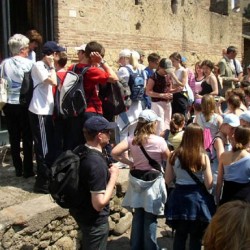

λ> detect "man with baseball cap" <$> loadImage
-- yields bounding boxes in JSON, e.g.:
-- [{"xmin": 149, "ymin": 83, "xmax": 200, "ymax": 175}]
[
  {"xmin": 74, "ymin": 44, "xmax": 88, "ymax": 64},
  {"xmin": 69, "ymin": 116, "xmax": 119, "ymax": 250},
  {"xmin": 30, "ymin": 41, "xmax": 65, "ymax": 193}
]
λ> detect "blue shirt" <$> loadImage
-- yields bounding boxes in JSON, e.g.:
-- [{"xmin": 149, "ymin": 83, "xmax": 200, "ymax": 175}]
[{"xmin": 223, "ymin": 155, "xmax": 250, "ymax": 183}]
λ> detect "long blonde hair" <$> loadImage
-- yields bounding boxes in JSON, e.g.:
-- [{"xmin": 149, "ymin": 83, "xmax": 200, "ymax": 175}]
[
  {"xmin": 129, "ymin": 50, "xmax": 140, "ymax": 70},
  {"xmin": 201, "ymin": 94, "xmax": 216, "ymax": 122},
  {"xmin": 203, "ymin": 201, "xmax": 250, "ymax": 250}
]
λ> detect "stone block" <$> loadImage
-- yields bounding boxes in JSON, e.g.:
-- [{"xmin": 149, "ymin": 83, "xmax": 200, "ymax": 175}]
[{"xmin": 113, "ymin": 212, "xmax": 133, "ymax": 236}]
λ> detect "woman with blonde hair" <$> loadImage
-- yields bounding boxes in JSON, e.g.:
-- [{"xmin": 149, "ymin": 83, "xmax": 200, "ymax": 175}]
[
  {"xmin": 194, "ymin": 94, "xmax": 223, "ymax": 139},
  {"xmin": 203, "ymin": 200, "xmax": 250, "ymax": 250},
  {"xmin": 112, "ymin": 109, "xmax": 170, "ymax": 250},
  {"xmin": 116, "ymin": 50, "xmax": 147, "ymax": 144},
  {"xmin": 216, "ymin": 126, "xmax": 250, "ymax": 205},
  {"xmin": 165, "ymin": 123, "xmax": 213, "ymax": 250}
]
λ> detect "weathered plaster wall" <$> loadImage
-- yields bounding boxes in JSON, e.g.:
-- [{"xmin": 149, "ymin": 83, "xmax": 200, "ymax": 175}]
[{"xmin": 54, "ymin": 0, "xmax": 242, "ymax": 67}]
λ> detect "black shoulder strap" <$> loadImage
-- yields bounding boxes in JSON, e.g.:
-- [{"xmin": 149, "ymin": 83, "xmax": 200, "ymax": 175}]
[
  {"xmin": 140, "ymin": 145, "xmax": 162, "ymax": 172},
  {"xmin": 185, "ymin": 168, "xmax": 209, "ymax": 195},
  {"xmin": 233, "ymin": 59, "xmax": 238, "ymax": 77}
]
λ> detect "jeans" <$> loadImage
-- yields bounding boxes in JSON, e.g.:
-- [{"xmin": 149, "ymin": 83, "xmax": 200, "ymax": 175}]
[
  {"xmin": 78, "ymin": 222, "xmax": 109, "ymax": 250},
  {"xmin": 131, "ymin": 208, "xmax": 159, "ymax": 250},
  {"xmin": 173, "ymin": 220, "xmax": 208, "ymax": 250}
]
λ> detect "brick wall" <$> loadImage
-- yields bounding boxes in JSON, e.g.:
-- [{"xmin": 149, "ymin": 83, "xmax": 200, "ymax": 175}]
[{"xmin": 54, "ymin": 0, "xmax": 243, "ymax": 68}]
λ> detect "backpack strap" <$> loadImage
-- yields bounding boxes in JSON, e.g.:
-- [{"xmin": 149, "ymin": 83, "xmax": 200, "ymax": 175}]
[{"xmin": 125, "ymin": 66, "xmax": 144, "ymax": 79}]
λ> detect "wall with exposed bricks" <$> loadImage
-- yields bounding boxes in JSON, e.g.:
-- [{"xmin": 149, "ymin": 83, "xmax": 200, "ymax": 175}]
[{"xmin": 54, "ymin": 0, "xmax": 243, "ymax": 68}]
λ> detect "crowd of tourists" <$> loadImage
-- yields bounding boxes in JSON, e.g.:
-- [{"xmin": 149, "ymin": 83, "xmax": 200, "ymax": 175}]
[{"xmin": 0, "ymin": 31, "xmax": 250, "ymax": 250}]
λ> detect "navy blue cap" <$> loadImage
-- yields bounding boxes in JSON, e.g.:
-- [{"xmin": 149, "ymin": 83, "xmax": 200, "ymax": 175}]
[
  {"xmin": 42, "ymin": 41, "xmax": 65, "ymax": 55},
  {"xmin": 84, "ymin": 116, "xmax": 117, "ymax": 132}
]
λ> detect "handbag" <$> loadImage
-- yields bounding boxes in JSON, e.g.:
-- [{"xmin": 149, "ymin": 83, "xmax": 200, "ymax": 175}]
[
  {"xmin": 185, "ymin": 168, "xmax": 216, "ymax": 216},
  {"xmin": 0, "ymin": 63, "xmax": 8, "ymax": 110}
]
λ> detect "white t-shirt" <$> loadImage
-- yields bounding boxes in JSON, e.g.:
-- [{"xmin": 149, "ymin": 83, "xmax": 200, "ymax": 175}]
[{"xmin": 29, "ymin": 61, "xmax": 54, "ymax": 115}]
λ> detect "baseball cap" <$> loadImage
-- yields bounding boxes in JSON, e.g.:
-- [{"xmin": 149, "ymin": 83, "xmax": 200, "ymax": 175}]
[
  {"xmin": 239, "ymin": 111, "xmax": 250, "ymax": 123},
  {"xmin": 84, "ymin": 116, "xmax": 117, "ymax": 132},
  {"xmin": 42, "ymin": 41, "xmax": 65, "ymax": 55},
  {"xmin": 75, "ymin": 44, "xmax": 86, "ymax": 51},
  {"xmin": 139, "ymin": 109, "xmax": 161, "ymax": 123},
  {"xmin": 222, "ymin": 114, "xmax": 240, "ymax": 127},
  {"xmin": 159, "ymin": 58, "xmax": 175, "ymax": 73},
  {"xmin": 119, "ymin": 49, "xmax": 131, "ymax": 58}
]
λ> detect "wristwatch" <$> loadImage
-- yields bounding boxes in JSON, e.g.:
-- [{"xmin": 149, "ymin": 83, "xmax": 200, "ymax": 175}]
[{"xmin": 100, "ymin": 59, "xmax": 106, "ymax": 66}]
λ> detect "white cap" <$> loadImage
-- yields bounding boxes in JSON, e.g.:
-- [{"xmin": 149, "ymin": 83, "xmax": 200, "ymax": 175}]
[
  {"xmin": 119, "ymin": 49, "xmax": 131, "ymax": 58},
  {"xmin": 139, "ymin": 109, "xmax": 161, "ymax": 122},
  {"xmin": 75, "ymin": 44, "xmax": 86, "ymax": 51},
  {"xmin": 239, "ymin": 111, "xmax": 250, "ymax": 123},
  {"xmin": 222, "ymin": 114, "xmax": 240, "ymax": 127}
]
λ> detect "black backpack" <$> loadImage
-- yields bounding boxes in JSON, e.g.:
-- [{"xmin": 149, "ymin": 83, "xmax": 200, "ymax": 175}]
[
  {"xmin": 49, "ymin": 145, "xmax": 90, "ymax": 208},
  {"xmin": 125, "ymin": 66, "xmax": 145, "ymax": 101},
  {"xmin": 59, "ymin": 65, "xmax": 89, "ymax": 117},
  {"xmin": 20, "ymin": 70, "xmax": 38, "ymax": 107},
  {"xmin": 99, "ymin": 79, "xmax": 132, "ymax": 117}
]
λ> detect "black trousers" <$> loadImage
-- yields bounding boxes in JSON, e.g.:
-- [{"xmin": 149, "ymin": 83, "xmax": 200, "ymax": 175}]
[
  {"xmin": 172, "ymin": 92, "xmax": 188, "ymax": 116},
  {"xmin": 28, "ymin": 112, "xmax": 55, "ymax": 179},
  {"xmin": 3, "ymin": 104, "xmax": 33, "ymax": 175}
]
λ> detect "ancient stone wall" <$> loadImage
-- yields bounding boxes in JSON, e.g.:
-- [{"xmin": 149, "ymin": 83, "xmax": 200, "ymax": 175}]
[
  {"xmin": 0, "ymin": 169, "xmax": 131, "ymax": 250},
  {"xmin": 54, "ymin": 0, "xmax": 243, "ymax": 68}
]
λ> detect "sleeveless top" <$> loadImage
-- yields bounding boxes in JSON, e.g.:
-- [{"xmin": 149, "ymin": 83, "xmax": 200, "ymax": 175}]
[
  {"xmin": 151, "ymin": 72, "xmax": 172, "ymax": 102},
  {"xmin": 223, "ymin": 155, "xmax": 250, "ymax": 183},
  {"xmin": 199, "ymin": 80, "xmax": 213, "ymax": 95},
  {"xmin": 196, "ymin": 113, "xmax": 220, "ymax": 139}
]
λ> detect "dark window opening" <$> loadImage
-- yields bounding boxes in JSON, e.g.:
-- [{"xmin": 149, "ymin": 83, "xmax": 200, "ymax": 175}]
[{"xmin": 210, "ymin": 0, "xmax": 229, "ymax": 16}]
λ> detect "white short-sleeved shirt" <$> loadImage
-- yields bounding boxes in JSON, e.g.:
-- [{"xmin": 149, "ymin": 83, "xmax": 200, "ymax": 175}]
[{"xmin": 29, "ymin": 61, "xmax": 54, "ymax": 115}]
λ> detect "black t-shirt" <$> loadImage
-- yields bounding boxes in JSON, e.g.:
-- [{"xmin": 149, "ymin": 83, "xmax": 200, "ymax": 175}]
[{"xmin": 69, "ymin": 147, "xmax": 110, "ymax": 226}]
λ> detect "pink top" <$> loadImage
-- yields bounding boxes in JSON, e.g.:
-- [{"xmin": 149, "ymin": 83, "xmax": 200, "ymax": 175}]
[{"xmin": 128, "ymin": 134, "xmax": 168, "ymax": 171}]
